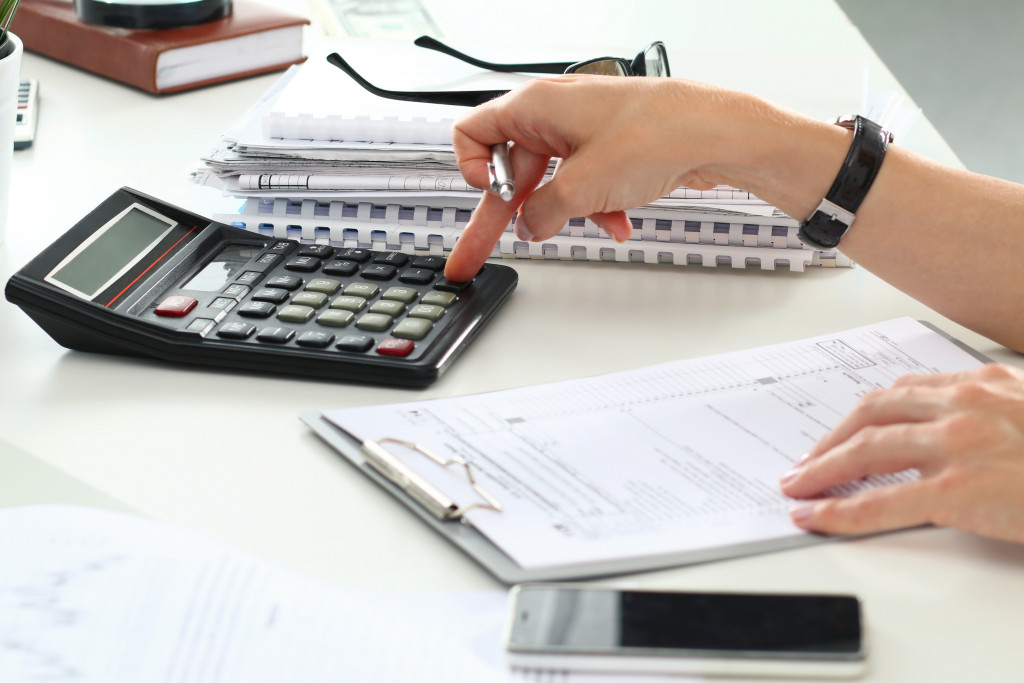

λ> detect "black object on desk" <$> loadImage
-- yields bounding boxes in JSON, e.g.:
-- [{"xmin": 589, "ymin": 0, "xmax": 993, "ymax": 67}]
[{"xmin": 5, "ymin": 187, "xmax": 517, "ymax": 387}]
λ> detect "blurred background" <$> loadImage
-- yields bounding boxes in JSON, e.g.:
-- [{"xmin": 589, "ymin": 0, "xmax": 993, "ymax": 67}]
[{"xmin": 838, "ymin": 0, "xmax": 1024, "ymax": 184}]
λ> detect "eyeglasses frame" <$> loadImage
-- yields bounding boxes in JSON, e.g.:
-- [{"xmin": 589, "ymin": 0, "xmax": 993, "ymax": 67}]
[{"xmin": 325, "ymin": 39, "xmax": 670, "ymax": 109}]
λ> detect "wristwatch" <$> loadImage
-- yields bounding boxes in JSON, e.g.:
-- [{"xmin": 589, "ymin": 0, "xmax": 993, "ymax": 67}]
[{"xmin": 797, "ymin": 115, "xmax": 893, "ymax": 250}]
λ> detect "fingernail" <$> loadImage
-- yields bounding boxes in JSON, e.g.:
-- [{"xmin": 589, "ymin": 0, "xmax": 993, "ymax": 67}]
[
  {"xmin": 514, "ymin": 215, "xmax": 534, "ymax": 242},
  {"xmin": 798, "ymin": 452, "xmax": 812, "ymax": 465},
  {"xmin": 779, "ymin": 469, "xmax": 800, "ymax": 486},
  {"xmin": 789, "ymin": 502, "xmax": 816, "ymax": 523}
]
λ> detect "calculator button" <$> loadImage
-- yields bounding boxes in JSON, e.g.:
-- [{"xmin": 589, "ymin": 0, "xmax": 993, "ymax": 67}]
[
  {"xmin": 222, "ymin": 284, "xmax": 250, "ymax": 300},
  {"xmin": 420, "ymin": 291, "xmax": 457, "ymax": 308},
  {"xmin": 355, "ymin": 313, "xmax": 393, "ymax": 332},
  {"xmin": 382, "ymin": 286, "xmax": 419, "ymax": 304},
  {"xmin": 298, "ymin": 244, "xmax": 334, "ymax": 258},
  {"xmin": 344, "ymin": 282, "xmax": 379, "ymax": 299},
  {"xmin": 236, "ymin": 271, "xmax": 263, "ymax": 285},
  {"xmin": 434, "ymin": 277, "xmax": 471, "ymax": 293},
  {"xmin": 217, "ymin": 322, "xmax": 256, "ymax": 339},
  {"xmin": 305, "ymin": 278, "xmax": 341, "ymax": 295},
  {"xmin": 251, "ymin": 288, "xmax": 290, "ymax": 304},
  {"xmin": 185, "ymin": 318, "xmax": 216, "ymax": 335},
  {"xmin": 369, "ymin": 300, "xmax": 405, "ymax": 317},
  {"xmin": 377, "ymin": 338, "xmax": 416, "ymax": 357},
  {"xmin": 268, "ymin": 241, "xmax": 293, "ymax": 252},
  {"xmin": 330, "ymin": 295, "xmax": 366, "ymax": 312},
  {"xmin": 256, "ymin": 253, "xmax": 281, "ymax": 267},
  {"xmin": 411, "ymin": 256, "xmax": 446, "ymax": 270},
  {"xmin": 322, "ymin": 260, "xmax": 359, "ymax": 277},
  {"xmin": 155, "ymin": 295, "xmax": 198, "ymax": 317},
  {"xmin": 277, "ymin": 305, "xmax": 315, "ymax": 323},
  {"xmin": 317, "ymin": 310, "xmax": 355, "ymax": 327},
  {"xmin": 336, "ymin": 334, "xmax": 374, "ymax": 352},
  {"xmin": 393, "ymin": 318, "xmax": 433, "ymax": 340},
  {"xmin": 256, "ymin": 327, "xmax": 296, "ymax": 344},
  {"xmin": 374, "ymin": 252, "xmax": 410, "ymax": 267},
  {"xmin": 408, "ymin": 304, "xmax": 445, "ymax": 322},
  {"xmin": 284, "ymin": 256, "xmax": 322, "ymax": 272},
  {"xmin": 266, "ymin": 275, "xmax": 303, "ymax": 290},
  {"xmin": 209, "ymin": 297, "xmax": 237, "ymax": 312},
  {"xmin": 334, "ymin": 248, "xmax": 372, "ymax": 263},
  {"xmin": 237, "ymin": 301, "xmax": 276, "ymax": 318},
  {"xmin": 291, "ymin": 292, "xmax": 329, "ymax": 309},
  {"xmin": 361, "ymin": 264, "xmax": 397, "ymax": 281},
  {"xmin": 398, "ymin": 268, "xmax": 435, "ymax": 285},
  {"xmin": 296, "ymin": 331, "xmax": 336, "ymax": 348}
]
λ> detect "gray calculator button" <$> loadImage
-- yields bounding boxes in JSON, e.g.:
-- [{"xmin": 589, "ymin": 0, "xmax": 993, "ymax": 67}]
[
  {"xmin": 317, "ymin": 310, "xmax": 354, "ymax": 327},
  {"xmin": 344, "ymin": 282, "xmax": 379, "ymax": 299},
  {"xmin": 330, "ymin": 295, "xmax": 366, "ymax": 312},
  {"xmin": 382, "ymin": 286, "xmax": 419, "ymax": 303},
  {"xmin": 355, "ymin": 313, "xmax": 393, "ymax": 332},
  {"xmin": 408, "ymin": 304, "xmax": 445, "ymax": 321},
  {"xmin": 420, "ymin": 291, "xmax": 457, "ymax": 308},
  {"xmin": 393, "ymin": 318, "xmax": 433, "ymax": 340},
  {"xmin": 369, "ymin": 300, "xmax": 405, "ymax": 317},
  {"xmin": 291, "ymin": 292, "xmax": 328, "ymax": 309},
  {"xmin": 277, "ymin": 305, "xmax": 315, "ymax": 323},
  {"xmin": 305, "ymin": 278, "xmax": 341, "ymax": 294}
]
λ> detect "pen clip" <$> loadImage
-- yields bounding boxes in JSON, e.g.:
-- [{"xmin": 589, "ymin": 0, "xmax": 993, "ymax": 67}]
[
  {"xmin": 361, "ymin": 437, "xmax": 504, "ymax": 524},
  {"xmin": 488, "ymin": 142, "xmax": 515, "ymax": 202}
]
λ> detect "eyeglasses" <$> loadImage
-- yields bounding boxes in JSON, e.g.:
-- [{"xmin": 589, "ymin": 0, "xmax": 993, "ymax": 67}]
[{"xmin": 326, "ymin": 38, "xmax": 670, "ymax": 109}]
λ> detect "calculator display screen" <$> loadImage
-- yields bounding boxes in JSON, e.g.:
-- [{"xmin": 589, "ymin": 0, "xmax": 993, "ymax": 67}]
[
  {"xmin": 46, "ymin": 204, "xmax": 176, "ymax": 300},
  {"xmin": 184, "ymin": 243, "xmax": 263, "ymax": 291}
]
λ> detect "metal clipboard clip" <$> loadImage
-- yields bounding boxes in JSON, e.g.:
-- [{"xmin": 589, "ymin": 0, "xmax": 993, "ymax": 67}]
[{"xmin": 361, "ymin": 437, "xmax": 503, "ymax": 524}]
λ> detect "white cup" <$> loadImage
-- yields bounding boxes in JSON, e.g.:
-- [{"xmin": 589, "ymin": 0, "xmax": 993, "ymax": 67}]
[{"xmin": 0, "ymin": 32, "xmax": 23, "ymax": 245}]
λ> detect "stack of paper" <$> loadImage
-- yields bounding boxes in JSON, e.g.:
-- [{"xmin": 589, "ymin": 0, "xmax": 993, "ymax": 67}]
[{"xmin": 192, "ymin": 40, "xmax": 852, "ymax": 271}]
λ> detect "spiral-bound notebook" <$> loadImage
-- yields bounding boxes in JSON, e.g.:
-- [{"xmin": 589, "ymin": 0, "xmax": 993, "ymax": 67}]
[{"xmin": 216, "ymin": 197, "xmax": 851, "ymax": 271}]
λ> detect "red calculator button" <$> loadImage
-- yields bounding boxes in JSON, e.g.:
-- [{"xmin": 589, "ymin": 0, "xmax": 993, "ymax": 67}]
[
  {"xmin": 376, "ymin": 338, "xmax": 415, "ymax": 357},
  {"xmin": 155, "ymin": 296, "xmax": 198, "ymax": 317}
]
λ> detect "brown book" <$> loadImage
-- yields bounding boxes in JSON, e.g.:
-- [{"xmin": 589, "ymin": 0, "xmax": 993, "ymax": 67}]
[{"xmin": 11, "ymin": 0, "xmax": 309, "ymax": 94}]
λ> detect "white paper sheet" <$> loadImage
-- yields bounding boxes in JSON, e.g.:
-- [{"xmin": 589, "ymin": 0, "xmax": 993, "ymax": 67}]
[
  {"xmin": 322, "ymin": 318, "xmax": 985, "ymax": 571},
  {"xmin": 0, "ymin": 505, "xmax": 691, "ymax": 683}
]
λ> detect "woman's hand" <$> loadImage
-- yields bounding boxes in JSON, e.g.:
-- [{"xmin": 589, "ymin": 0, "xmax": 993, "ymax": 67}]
[
  {"xmin": 443, "ymin": 75, "xmax": 766, "ymax": 281},
  {"xmin": 780, "ymin": 364, "xmax": 1024, "ymax": 544}
]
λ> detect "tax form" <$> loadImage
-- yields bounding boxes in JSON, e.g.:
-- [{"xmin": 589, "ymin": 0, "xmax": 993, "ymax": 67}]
[{"xmin": 321, "ymin": 318, "xmax": 987, "ymax": 573}]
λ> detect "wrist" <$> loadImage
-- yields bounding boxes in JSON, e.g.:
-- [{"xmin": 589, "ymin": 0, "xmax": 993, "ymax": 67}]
[{"xmin": 698, "ymin": 96, "xmax": 853, "ymax": 223}]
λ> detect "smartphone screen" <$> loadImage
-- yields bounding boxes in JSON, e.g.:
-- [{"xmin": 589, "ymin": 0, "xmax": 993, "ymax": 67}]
[{"xmin": 507, "ymin": 585, "xmax": 863, "ymax": 659}]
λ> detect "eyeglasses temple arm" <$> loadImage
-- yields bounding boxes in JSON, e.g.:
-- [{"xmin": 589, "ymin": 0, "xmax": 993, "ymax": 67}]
[
  {"xmin": 414, "ymin": 35, "xmax": 573, "ymax": 74},
  {"xmin": 326, "ymin": 53, "xmax": 509, "ymax": 108}
]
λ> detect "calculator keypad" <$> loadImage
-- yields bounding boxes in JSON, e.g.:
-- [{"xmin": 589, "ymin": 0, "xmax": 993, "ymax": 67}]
[{"xmin": 162, "ymin": 240, "xmax": 482, "ymax": 362}]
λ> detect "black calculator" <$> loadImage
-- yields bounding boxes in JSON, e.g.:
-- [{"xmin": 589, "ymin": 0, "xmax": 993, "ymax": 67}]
[{"xmin": 5, "ymin": 188, "xmax": 517, "ymax": 387}]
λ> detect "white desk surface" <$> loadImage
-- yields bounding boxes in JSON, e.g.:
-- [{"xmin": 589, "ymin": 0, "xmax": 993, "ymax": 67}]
[{"xmin": 2, "ymin": 2, "xmax": 1022, "ymax": 681}]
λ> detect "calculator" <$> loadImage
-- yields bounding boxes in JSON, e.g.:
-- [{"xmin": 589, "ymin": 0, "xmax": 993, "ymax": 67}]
[
  {"xmin": 14, "ymin": 79, "xmax": 38, "ymax": 150},
  {"xmin": 5, "ymin": 187, "xmax": 518, "ymax": 386}
]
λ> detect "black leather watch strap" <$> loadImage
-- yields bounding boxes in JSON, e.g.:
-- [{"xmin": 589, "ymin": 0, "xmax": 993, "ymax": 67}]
[{"xmin": 798, "ymin": 115, "xmax": 893, "ymax": 250}]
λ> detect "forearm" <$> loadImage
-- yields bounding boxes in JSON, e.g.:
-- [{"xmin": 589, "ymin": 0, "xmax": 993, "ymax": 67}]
[{"xmin": 707, "ymin": 92, "xmax": 1024, "ymax": 351}]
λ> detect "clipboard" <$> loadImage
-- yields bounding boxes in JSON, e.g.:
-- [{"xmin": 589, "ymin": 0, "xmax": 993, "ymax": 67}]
[
  {"xmin": 301, "ymin": 414, "xmax": 849, "ymax": 584},
  {"xmin": 299, "ymin": 321, "xmax": 993, "ymax": 585}
]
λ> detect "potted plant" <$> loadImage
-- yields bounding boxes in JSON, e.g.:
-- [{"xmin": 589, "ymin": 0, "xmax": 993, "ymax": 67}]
[{"xmin": 1, "ymin": 0, "xmax": 21, "ymax": 244}]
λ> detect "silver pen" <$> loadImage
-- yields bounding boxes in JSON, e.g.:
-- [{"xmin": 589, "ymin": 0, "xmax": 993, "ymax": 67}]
[{"xmin": 487, "ymin": 142, "xmax": 515, "ymax": 202}]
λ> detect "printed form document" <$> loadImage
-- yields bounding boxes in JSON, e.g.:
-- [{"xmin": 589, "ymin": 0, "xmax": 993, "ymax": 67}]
[{"xmin": 321, "ymin": 318, "xmax": 986, "ymax": 572}]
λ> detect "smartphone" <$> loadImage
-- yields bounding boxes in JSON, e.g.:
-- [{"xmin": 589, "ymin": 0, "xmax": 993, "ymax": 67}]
[{"xmin": 504, "ymin": 584, "xmax": 866, "ymax": 679}]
